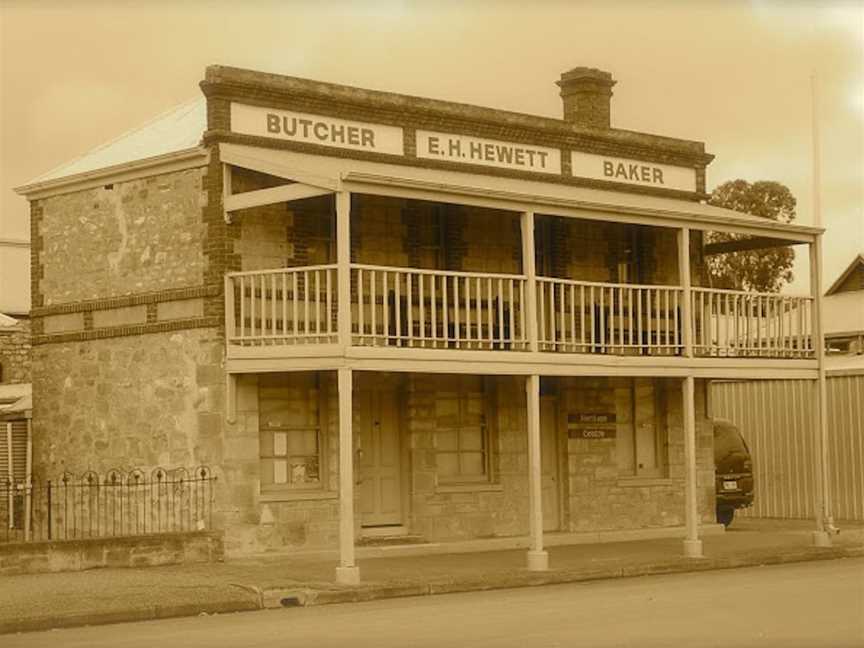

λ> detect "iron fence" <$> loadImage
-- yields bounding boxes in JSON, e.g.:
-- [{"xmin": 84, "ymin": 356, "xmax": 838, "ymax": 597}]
[{"xmin": 1, "ymin": 466, "xmax": 216, "ymax": 544}]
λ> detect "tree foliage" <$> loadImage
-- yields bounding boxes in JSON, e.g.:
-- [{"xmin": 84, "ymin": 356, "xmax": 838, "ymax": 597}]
[{"xmin": 706, "ymin": 179, "xmax": 796, "ymax": 292}]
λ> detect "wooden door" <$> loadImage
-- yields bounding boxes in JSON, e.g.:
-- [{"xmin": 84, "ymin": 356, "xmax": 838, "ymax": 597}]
[
  {"xmin": 357, "ymin": 388, "xmax": 403, "ymax": 527},
  {"xmin": 541, "ymin": 396, "xmax": 560, "ymax": 531}
]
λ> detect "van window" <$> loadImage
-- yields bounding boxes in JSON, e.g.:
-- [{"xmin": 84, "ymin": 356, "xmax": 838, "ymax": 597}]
[{"xmin": 714, "ymin": 423, "xmax": 748, "ymax": 459}]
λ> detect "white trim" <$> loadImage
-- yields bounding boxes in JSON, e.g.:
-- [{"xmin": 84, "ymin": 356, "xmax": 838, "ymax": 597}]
[
  {"xmin": 0, "ymin": 239, "xmax": 29, "ymax": 249},
  {"xmin": 212, "ymin": 145, "xmax": 818, "ymax": 240},
  {"xmin": 343, "ymin": 172, "xmax": 818, "ymax": 242},
  {"xmin": 15, "ymin": 148, "xmax": 209, "ymax": 199},
  {"xmin": 219, "ymin": 144, "xmax": 340, "ymax": 191},
  {"xmin": 225, "ymin": 346, "xmax": 819, "ymax": 379},
  {"xmin": 224, "ymin": 183, "xmax": 333, "ymax": 212}
]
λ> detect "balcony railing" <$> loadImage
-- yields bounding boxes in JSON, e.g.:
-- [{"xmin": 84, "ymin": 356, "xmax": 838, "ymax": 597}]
[
  {"xmin": 225, "ymin": 266, "xmax": 815, "ymax": 360},
  {"xmin": 352, "ymin": 264, "xmax": 528, "ymax": 350},
  {"xmin": 225, "ymin": 265, "xmax": 338, "ymax": 346},
  {"xmin": 538, "ymin": 278, "xmax": 683, "ymax": 356},
  {"xmin": 692, "ymin": 288, "xmax": 813, "ymax": 358}
]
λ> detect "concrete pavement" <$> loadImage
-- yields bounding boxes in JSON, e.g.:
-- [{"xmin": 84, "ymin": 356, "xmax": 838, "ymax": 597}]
[
  {"xmin": 6, "ymin": 558, "xmax": 864, "ymax": 648},
  {"xmin": 1, "ymin": 518, "xmax": 862, "ymax": 635}
]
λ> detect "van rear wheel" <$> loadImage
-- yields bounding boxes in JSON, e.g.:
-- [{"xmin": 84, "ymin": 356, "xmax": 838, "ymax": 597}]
[{"xmin": 716, "ymin": 506, "xmax": 735, "ymax": 527}]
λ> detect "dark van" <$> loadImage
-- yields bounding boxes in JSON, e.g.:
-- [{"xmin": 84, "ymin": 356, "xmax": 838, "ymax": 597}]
[{"xmin": 713, "ymin": 419, "xmax": 754, "ymax": 527}]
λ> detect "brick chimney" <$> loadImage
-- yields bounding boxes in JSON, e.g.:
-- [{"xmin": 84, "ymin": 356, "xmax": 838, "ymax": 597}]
[{"xmin": 556, "ymin": 67, "xmax": 616, "ymax": 129}]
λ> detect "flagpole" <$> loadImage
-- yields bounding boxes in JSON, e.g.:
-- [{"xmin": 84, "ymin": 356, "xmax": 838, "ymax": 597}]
[{"xmin": 810, "ymin": 72, "xmax": 834, "ymax": 543}]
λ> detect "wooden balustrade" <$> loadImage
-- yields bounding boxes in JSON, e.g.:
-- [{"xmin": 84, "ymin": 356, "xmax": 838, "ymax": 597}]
[
  {"xmin": 225, "ymin": 266, "xmax": 816, "ymax": 360},
  {"xmin": 537, "ymin": 278, "xmax": 684, "ymax": 355},
  {"xmin": 692, "ymin": 288, "xmax": 814, "ymax": 358},
  {"xmin": 351, "ymin": 264, "xmax": 528, "ymax": 350},
  {"xmin": 225, "ymin": 265, "xmax": 338, "ymax": 345}
]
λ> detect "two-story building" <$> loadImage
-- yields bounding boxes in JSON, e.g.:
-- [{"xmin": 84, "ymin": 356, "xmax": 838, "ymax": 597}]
[{"xmin": 15, "ymin": 65, "xmax": 832, "ymax": 583}]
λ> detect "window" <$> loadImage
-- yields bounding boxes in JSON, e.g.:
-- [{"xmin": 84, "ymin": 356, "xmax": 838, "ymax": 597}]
[
  {"xmin": 616, "ymin": 378, "xmax": 668, "ymax": 478},
  {"xmin": 302, "ymin": 208, "xmax": 335, "ymax": 266},
  {"xmin": 435, "ymin": 378, "xmax": 493, "ymax": 483},
  {"xmin": 259, "ymin": 373, "xmax": 327, "ymax": 491},
  {"xmin": 414, "ymin": 207, "xmax": 446, "ymax": 269}
]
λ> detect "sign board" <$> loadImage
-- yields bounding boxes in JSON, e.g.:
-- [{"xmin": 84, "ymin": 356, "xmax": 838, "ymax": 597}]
[
  {"xmin": 416, "ymin": 130, "xmax": 561, "ymax": 175},
  {"xmin": 567, "ymin": 412, "xmax": 617, "ymax": 439},
  {"xmin": 231, "ymin": 103, "xmax": 405, "ymax": 156},
  {"xmin": 570, "ymin": 151, "xmax": 697, "ymax": 192}
]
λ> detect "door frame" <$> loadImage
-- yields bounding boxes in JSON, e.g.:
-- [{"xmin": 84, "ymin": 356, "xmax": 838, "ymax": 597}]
[{"xmin": 356, "ymin": 373, "xmax": 410, "ymax": 532}]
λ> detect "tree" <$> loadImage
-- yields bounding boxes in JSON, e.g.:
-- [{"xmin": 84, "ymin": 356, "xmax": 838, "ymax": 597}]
[{"xmin": 706, "ymin": 179, "xmax": 796, "ymax": 292}]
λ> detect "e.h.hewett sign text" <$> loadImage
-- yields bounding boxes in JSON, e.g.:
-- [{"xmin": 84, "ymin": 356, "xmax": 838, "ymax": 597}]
[{"xmin": 416, "ymin": 131, "xmax": 561, "ymax": 174}]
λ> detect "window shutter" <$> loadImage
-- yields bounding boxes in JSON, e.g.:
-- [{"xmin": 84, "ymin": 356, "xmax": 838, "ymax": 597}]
[{"xmin": 0, "ymin": 421, "xmax": 28, "ymax": 484}]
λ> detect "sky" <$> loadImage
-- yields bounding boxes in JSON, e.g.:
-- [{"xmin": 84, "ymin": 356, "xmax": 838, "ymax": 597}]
[{"xmin": 0, "ymin": 0, "xmax": 862, "ymax": 309}]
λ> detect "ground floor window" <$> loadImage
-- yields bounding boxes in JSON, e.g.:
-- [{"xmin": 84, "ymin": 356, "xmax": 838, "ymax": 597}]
[
  {"xmin": 616, "ymin": 378, "xmax": 668, "ymax": 478},
  {"xmin": 435, "ymin": 377, "xmax": 493, "ymax": 484},
  {"xmin": 259, "ymin": 373, "xmax": 327, "ymax": 491}
]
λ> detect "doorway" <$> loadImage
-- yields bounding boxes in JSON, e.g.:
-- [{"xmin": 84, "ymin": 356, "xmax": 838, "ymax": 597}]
[
  {"xmin": 541, "ymin": 395, "xmax": 561, "ymax": 531},
  {"xmin": 356, "ymin": 385, "xmax": 404, "ymax": 529}
]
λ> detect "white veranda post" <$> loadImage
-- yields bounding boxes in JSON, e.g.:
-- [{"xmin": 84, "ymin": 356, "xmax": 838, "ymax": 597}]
[
  {"xmin": 336, "ymin": 368, "xmax": 359, "ymax": 584},
  {"xmin": 526, "ymin": 374, "xmax": 548, "ymax": 571},
  {"xmin": 682, "ymin": 375, "xmax": 703, "ymax": 558}
]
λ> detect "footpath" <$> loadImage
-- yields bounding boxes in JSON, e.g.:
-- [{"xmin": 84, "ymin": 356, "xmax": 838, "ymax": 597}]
[{"xmin": 1, "ymin": 518, "xmax": 862, "ymax": 635}]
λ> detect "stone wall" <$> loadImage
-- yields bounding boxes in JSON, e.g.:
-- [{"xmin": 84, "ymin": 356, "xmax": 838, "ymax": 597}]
[
  {"xmin": 560, "ymin": 377, "xmax": 715, "ymax": 531},
  {"xmin": 224, "ymin": 371, "xmax": 340, "ymax": 555},
  {"xmin": 0, "ymin": 318, "xmax": 31, "ymax": 384},
  {"xmin": 35, "ymin": 168, "xmax": 207, "ymax": 305},
  {"xmin": 30, "ymin": 328, "xmax": 224, "ymax": 477},
  {"xmin": 0, "ymin": 531, "xmax": 223, "ymax": 576},
  {"xmin": 407, "ymin": 375, "xmax": 529, "ymax": 541},
  {"xmin": 217, "ymin": 370, "xmax": 714, "ymax": 554}
]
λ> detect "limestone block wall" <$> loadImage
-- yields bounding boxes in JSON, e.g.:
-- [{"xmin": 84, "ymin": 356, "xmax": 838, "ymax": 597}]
[
  {"xmin": 0, "ymin": 319, "xmax": 31, "ymax": 384},
  {"xmin": 224, "ymin": 372, "xmax": 340, "ymax": 555},
  {"xmin": 30, "ymin": 328, "xmax": 224, "ymax": 477},
  {"xmin": 216, "ymin": 370, "xmax": 714, "ymax": 553},
  {"xmin": 556, "ymin": 218, "xmax": 682, "ymax": 285},
  {"xmin": 408, "ymin": 374, "xmax": 529, "ymax": 542},
  {"xmin": 34, "ymin": 168, "xmax": 207, "ymax": 305},
  {"xmin": 560, "ymin": 376, "xmax": 715, "ymax": 532}
]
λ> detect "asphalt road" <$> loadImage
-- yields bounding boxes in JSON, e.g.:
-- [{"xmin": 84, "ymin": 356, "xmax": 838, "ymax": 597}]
[{"xmin": 7, "ymin": 558, "xmax": 864, "ymax": 648}]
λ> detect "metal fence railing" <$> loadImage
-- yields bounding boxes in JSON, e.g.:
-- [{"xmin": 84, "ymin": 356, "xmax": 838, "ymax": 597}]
[{"xmin": 1, "ymin": 466, "xmax": 216, "ymax": 544}]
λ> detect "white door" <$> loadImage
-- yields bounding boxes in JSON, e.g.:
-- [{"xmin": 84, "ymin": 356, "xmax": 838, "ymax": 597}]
[
  {"xmin": 357, "ymin": 388, "xmax": 402, "ymax": 527},
  {"xmin": 541, "ymin": 396, "xmax": 561, "ymax": 531}
]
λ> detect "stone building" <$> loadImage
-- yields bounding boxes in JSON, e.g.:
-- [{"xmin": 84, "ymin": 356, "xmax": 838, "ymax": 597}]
[
  {"xmin": 0, "ymin": 314, "xmax": 30, "ymax": 386},
  {"xmin": 15, "ymin": 65, "xmax": 832, "ymax": 581}
]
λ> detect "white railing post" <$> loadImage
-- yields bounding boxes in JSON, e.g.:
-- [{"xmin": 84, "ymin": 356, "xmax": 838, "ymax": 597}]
[
  {"xmin": 224, "ymin": 274, "xmax": 235, "ymax": 343},
  {"xmin": 809, "ymin": 237, "xmax": 833, "ymax": 546},
  {"xmin": 337, "ymin": 192, "xmax": 351, "ymax": 349},
  {"xmin": 521, "ymin": 211, "xmax": 539, "ymax": 353},
  {"xmin": 677, "ymin": 227, "xmax": 693, "ymax": 358}
]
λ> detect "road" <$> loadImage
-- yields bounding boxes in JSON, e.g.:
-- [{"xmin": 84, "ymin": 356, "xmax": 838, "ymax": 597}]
[{"xmin": 6, "ymin": 558, "xmax": 864, "ymax": 648}]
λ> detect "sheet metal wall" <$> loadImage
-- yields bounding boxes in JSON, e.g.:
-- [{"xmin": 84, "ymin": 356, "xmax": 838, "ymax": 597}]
[{"xmin": 711, "ymin": 373, "xmax": 864, "ymax": 521}]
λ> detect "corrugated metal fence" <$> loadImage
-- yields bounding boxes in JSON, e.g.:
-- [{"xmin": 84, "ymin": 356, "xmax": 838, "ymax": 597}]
[{"xmin": 711, "ymin": 372, "xmax": 864, "ymax": 521}]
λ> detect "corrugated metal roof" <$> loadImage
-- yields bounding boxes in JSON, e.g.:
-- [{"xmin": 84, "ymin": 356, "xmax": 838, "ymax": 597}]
[{"xmin": 26, "ymin": 97, "xmax": 206, "ymax": 185}]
